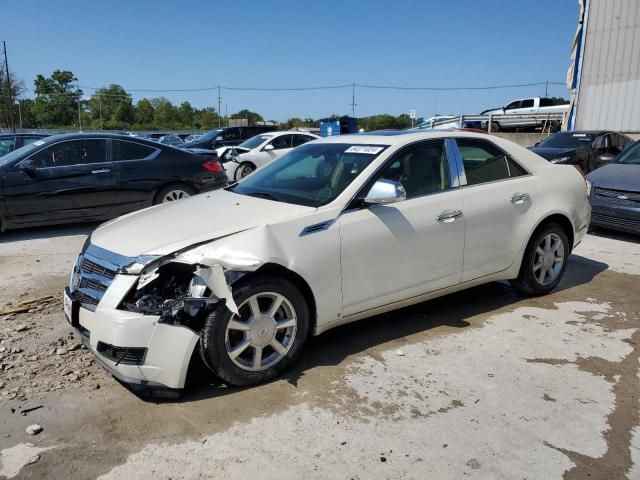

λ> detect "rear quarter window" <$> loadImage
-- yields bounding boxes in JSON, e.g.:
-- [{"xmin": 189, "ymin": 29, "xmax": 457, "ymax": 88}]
[{"xmin": 456, "ymin": 138, "xmax": 527, "ymax": 186}]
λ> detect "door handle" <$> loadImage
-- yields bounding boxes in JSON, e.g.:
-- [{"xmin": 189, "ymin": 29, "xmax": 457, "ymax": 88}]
[
  {"xmin": 437, "ymin": 209, "xmax": 463, "ymax": 223},
  {"xmin": 511, "ymin": 193, "xmax": 530, "ymax": 205},
  {"xmin": 91, "ymin": 168, "xmax": 111, "ymax": 174}
]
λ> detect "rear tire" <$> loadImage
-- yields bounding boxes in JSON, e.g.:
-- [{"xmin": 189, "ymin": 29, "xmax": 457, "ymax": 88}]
[
  {"xmin": 199, "ymin": 275, "xmax": 310, "ymax": 386},
  {"xmin": 154, "ymin": 184, "xmax": 195, "ymax": 205},
  {"xmin": 510, "ymin": 223, "xmax": 570, "ymax": 296}
]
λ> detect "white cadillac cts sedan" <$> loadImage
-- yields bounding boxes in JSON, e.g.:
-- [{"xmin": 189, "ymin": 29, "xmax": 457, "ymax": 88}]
[{"xmin": 64, "ymin": 131, "xmax": 591, "ymax": 392}]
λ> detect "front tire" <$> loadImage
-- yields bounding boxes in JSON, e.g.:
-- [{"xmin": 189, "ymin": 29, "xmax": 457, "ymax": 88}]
[
  {"xmin": 510, "ymin": 223, "xmax": 570, "ymax": 296},
  {"xmin": 199, "ymin": 275, "xmax": 310, "ymax": 386},
  {"xmin": 235, "ymin": 162, "xmax": 255, "ymax": 181}
]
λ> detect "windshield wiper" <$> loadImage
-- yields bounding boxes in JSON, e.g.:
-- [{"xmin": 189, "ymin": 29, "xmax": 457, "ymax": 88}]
[{"xmin": 246, "ymin": 191, "xmax": 280, "ymax": 202}]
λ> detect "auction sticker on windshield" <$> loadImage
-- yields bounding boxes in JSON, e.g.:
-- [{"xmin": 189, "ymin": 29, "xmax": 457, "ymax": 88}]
[{"xmin": 345, "ymin": 146, "xmax": 385, "ymax": 154}]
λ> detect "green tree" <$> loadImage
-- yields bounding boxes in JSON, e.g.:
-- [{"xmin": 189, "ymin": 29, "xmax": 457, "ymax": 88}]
[
  {"xmin": 0, "ymin": 67, "xmax": 25, "ymax": 129},
  {"xmin": 87, "ymin": 84, "xmax": 133, "ymax": 128},
  {"xmin": 230, "ymin": 108, "xmax": 263, "ymax": 125},
  {"xmin": 33, "ymin": 70, "xmax": 83, "ymax": 127},
  {"xmin": 193, "ymin": 107, "xmax": 218, "ymax": 130},
  {"xmin": 153, "ymin": 97, "xmax": 178, "ymax": 129},
  {"xmin": 177, "ymin": 101, "xmax": 194, "ymax": 127},
  {"xmin": 135, "ymin": 98, "xmax": 155, "ymax": 126}
]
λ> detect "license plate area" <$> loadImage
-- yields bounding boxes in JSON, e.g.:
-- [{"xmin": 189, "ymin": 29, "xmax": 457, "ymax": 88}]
[{"xmin": 64, "ymin": 287, "xmax": 80, "ymax": 328}]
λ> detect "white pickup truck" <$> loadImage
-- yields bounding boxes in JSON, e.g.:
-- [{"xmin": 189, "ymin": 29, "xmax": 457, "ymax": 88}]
[{"xmin": 482, "ymin": 97, "xmax": 570, "ymax": 132}]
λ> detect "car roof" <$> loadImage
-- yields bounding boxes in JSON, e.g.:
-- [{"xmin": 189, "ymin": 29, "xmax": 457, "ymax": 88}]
[
  {"xmin": 313, "ymin": 130, "xmax": 499, "ymax": 146},
  {"xmin": 35, "ymin": 132, "xmax": 162, "ymax": 145},
  {"xmin": 0, "ymin": 133, "xmax": 49, "ymax": 138}
]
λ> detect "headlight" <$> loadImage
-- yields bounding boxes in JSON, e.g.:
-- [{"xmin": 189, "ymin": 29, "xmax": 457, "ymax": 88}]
[
  {"xmin": 586, "ymin": 179, "xmax": 592, "ymax": 196},
  {"xmin": 550, "ymin": 156, "xmax": 573, "ymax": 164}
]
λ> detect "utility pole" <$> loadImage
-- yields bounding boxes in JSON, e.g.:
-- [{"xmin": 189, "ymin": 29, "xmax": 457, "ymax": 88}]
[
  {"xmin": 545, "ymin": 80, "xmax": 549, "ymax": 97},
  {"xmin": 3, "ymin": 41, "xmax": 16, "ymax": 132},
  {"xmin": 217, "ymin": 85, "xmax": 222, "ymax": 128},
  {"xmin": 99, "ymin": 96, "xmax": 103, "ymax": 130},
  {"xmin": 350, "ymin": 82, "xmax": 356, "ymax": 117},
  {"xmin": 16, "ymin": 100, "xmax": 21, "ymax": 129},
  {"xmin": 77, "ymin": 98, "xmax": 82, "ymax": 131}
]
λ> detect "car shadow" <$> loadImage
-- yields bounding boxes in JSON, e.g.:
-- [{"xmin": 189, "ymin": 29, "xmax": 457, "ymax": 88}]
[
  {"xmin": 588, "ymin": 227, "xmax": 639, "ymax": 244},
  {"xmin": 0, "ymin": 222, "xmax": 99, "ymax": 243},
  {"xmin": 166, "ymin": 253, "xmax": 608, "ymax": 403}
]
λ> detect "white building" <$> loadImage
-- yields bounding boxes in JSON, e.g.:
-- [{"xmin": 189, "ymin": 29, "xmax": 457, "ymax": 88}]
[{"xmin": 568, "ymin": 0, "xmax": 640, "ymax": 133}]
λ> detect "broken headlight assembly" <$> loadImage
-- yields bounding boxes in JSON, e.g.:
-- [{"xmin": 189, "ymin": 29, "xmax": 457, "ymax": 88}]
[{"xmin": 118, "ymin": 263, "xmax": 227, "ymax": 331}]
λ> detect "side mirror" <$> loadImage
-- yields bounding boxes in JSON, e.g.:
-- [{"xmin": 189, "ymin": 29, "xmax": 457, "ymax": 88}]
[
  {"xmin": 17, "ymin": 160, "xmax": 38, "ymax": 178},
  {"xmin": 364, "ymin": 179, "xmax": 407, "ymax": 205},
  {"xmin": 263, "ymin": 144, "xmax": 275, "ymax": 151}
]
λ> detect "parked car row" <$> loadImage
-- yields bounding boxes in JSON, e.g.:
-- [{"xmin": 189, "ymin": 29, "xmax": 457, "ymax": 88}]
[
  {"xmin": 0, "ymin": 133, "xmax": 226, "ymax": 231},
  {"xmin": 0, "ymin": 133, "xmax": 50, "ymax": 156},
  {"xmin": 526, "ymin": 130, "xmax": 639, "ymax": 235}
]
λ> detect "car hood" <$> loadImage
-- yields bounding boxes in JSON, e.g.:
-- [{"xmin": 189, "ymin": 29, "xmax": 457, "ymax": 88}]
[
  {"xmin": 587, "ymin": 163, "xmax": 640, "ymax": 192},
  {"xmin": 528, "ymin": 146, "xmax": 578, "ymax": 160},
  {"xmin": 90, "ymin": 189, "xmax": 315, "ymax": 258}
]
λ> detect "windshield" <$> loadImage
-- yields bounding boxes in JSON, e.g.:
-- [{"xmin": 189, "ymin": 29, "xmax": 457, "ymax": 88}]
[
  {"xmin": 615, "ymin": 141, "xmax": 640, "ymax": 165},
  {"xmin": 538, "ymin": 132, "xmax": 594, "ymax": 148},
  {"xmin": 231, "ymin": 142, "xmax": 388, "ymax": 207},
  {"xmin": 238, "ymin": 134, "xmax": 274, "ymax": 150},
  {"xmin": 0, "ymin": 141, "xmax": 42, "ymax": 167}
]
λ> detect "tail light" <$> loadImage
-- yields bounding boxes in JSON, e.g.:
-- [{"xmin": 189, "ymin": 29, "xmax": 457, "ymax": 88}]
[
  {"xmin": 573, "ymin": 164, "xmax": 592, "ymax": 196},
  {"xmin": 202, "ymin": 160, "xmax": 223, "ymax": 172}
]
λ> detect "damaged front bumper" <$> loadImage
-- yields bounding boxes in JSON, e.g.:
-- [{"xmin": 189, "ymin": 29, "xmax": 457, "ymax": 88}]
[{"xmin": 66, "ymin": 241, "xmax": 259, "ymax": 391}]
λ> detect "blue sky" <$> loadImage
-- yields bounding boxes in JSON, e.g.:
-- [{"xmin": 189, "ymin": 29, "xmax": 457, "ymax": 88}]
[{"xmin": 3, "ymin": 0, "xmax": 579, "ymax": 121}]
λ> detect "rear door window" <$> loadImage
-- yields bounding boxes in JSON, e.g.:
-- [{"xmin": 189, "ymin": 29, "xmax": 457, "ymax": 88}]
[
  {"xmin": 521, "ymin": 99, "xmax": 534, "ymax": 108},
  {"xmin": 269, "ymin": 135, "xmax": 293, "ymax": 150},
  {"xmin": 292, "ymin": 135, "xmax": 316, "ymax": 147},
  {"xmin": 112, "ymin": 140, "xmax": 156, "ymax": 161},
  {"xmin": 456, "ymin": 138, "xmax": 526, "ymax": 186}
]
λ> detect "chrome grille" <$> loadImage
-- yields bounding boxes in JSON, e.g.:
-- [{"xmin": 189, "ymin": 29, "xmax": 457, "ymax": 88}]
[
  {"xmin": 71, "ymin": 249, "xmax": 122, "ymax": 310},
  {"xmin": 594, "ymin": 187, "xmax": 640, "ymax": 205},
  {"xmin": 80, "ymin": 258, "xmax": 117, "ymax": 279}
]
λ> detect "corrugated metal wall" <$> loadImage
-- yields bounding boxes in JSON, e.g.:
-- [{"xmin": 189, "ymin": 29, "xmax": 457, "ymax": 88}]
[{"xmin": 575, "ymin": 0, "xmax": 640, "ymax": 132}]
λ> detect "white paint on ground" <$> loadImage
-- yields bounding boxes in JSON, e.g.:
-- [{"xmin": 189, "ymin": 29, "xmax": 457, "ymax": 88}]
[
  {"xmin": 99, "ymin": 301, "xmax": 635, "ymax": 480},
  {"xmin": 0, "ymin": 443, "xmax": 55, "ymax": 479},
  {"xmin": 574, "ymin": 233, "xmax": 640, "ymax": 276}
]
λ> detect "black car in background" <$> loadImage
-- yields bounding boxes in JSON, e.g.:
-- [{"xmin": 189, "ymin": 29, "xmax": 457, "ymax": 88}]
[
  {"xmin": 0, "ymin": 133, "xmax": 227, "ymax": 231},
  {"xmin": 0, "ymin": 133, "xmax": 49, "ymax": 157},
  {"xmin": 180, "ymin": 125, "xmax": 278, "ymax": 150},
  {"xmin": 588, "ymin": 140, "xmax": 640, "ymax": 234},
  {"xmin": 529, "ymin": 131, "xmax": 633, "ymax": 173}
]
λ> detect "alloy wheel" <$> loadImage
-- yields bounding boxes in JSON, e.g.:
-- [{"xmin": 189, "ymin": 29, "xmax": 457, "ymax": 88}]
[
  {"xmin": 162, "ymin": 190, "xmax": 190, "ymax": 203},
  {"xmin": 225, "ymin": 292, "xmax": 297, "ymax": 371},
  {"xmin": 533, "ymin": 233, "xmax": 565, "ymax": 285}
]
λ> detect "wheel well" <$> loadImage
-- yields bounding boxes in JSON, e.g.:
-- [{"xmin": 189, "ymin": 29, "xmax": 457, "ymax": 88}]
[
  {"xmin": 247, "ymin": 263, "xmax": 317, "ymax": 333},
  {"xmin": 153, "ymin": 182, "xmax": 196, "ymax": 204},
  {"xmin": 534, "ymin": 214, "xmax": 575, "ymax": 251}
]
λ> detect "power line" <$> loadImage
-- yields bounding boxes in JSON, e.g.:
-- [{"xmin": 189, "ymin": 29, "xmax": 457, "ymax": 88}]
[{"xmin": 70, "ymin": 81, "xmax": 566, "ymax": 94}]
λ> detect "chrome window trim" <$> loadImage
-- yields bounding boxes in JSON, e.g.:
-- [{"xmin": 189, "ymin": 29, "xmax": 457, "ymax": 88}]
[{"xmin": 451, "ymin": 136, "xmax": 531, "ymax": 188}]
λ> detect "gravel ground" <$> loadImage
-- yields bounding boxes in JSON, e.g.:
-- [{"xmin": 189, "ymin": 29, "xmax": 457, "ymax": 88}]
[{"xmin": 0, "ymin": 224, "xmax": 638, "ymax": 479}]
